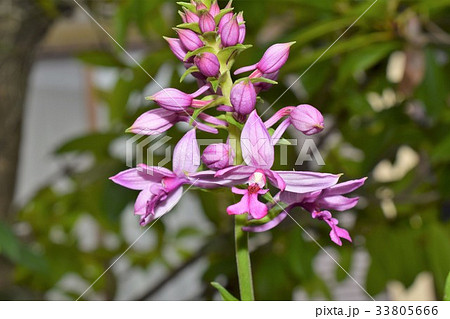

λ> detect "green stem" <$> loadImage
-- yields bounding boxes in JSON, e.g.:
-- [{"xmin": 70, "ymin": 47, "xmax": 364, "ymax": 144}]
[
  {"xmin": 235, "ymin": 214, "xmax": 255, "ymax": 301},
  {"xmin": 217, "ymin": 42, "xmax": 255, "ymax": 301}
]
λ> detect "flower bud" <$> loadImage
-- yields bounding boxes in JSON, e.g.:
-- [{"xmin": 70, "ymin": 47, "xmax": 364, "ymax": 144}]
[
  {"xmin": 147, "ymin": 86, "xmax": 210, "ymax": 112},
  {"xmin": 175, "ymin": 28, "xmax": 204, "ymax": 52},
  {"xmin": 257, "ymin": 42, "xmax": 295, "ymax": 74},
  {"xmin": 290, "ymin": 104, "xmax": 324, "ymax": 135},
  {"xmin": 164, "ymin": 37, "xmax": 188, "ymax": 61},
  {"xmin": 201, "ymin": 143, "xmax": 235, "ymax": 170},
  {"xmin": 218, "ymin": 12, "xmax": 232, "ymax": 33},
  {"xmin": 127, "ymin": 108, "xmax": 178, "ymax": 135},
  {"xmin": 234, "ymin": 42, "xmax": 295, "ymax": 76},
  {"xmin": 230, "ymin": 81, "xmax": 257, "ymax": 115},
  {"xmin": 199, "ymin": 12, "xmax": 216, "ymax": 33},
  {"xmin": 148, "ymin": 88, "xmax": 193, "ymax": 111},
  {"xmin": 237, "ymin": 12, "xmax": 246, "ymax": 44},
  {"xmin": 220, "ymin": 16, "xmax": 240, "ymax": 47},
  {"xmin": 196, "ymin": 2, "xmax": 207, "ymax": 10},
  {"xmin": 183, "ymin": 8, "xmax": 199, "ymax": 23},
  {"xmin": 210, "ymin": 0, "xmax": 220, "ymax": 17},
  {"xmin": 194, "ymin": 52, "xmax": 220, "ymax": 77}
]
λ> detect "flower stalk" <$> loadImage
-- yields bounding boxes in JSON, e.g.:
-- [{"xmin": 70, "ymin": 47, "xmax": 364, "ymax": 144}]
[{"xmin": 110, "ymin": 0, "xmax": 367, "ymax": 301}]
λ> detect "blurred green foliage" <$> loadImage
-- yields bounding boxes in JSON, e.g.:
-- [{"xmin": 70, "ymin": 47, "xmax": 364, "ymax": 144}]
[{"xmin": 2, "ymin": 0, "xmax": 450, "ymax": 300}]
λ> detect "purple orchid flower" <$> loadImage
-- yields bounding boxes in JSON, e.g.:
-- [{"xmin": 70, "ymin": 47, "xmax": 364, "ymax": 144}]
[
  {"xmin": 215, "ymin": 111, "xmax": 341, "ymax": 219},
  {"xmin": 243, "ymin": 177, "xmax": 367, "ymax": 245},
  {"xmin": 110, "ymin": 129, "xmax": 231, "ymax": 225}
]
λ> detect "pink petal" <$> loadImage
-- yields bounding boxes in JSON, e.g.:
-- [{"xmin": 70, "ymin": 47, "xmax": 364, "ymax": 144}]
[
  {"xmin": 241, "ymin": 110, "xmax": 274, "ymax": 169},
  {"xmin": 276, "ymin": 171, "xmax": 340, "ymax": 193},
  {"xmin": 324, "ymin": 177, "xmax": 367, "ymax": 196},
  {"xmin": 248, "ymin": 193, "xmax": 268, "ymax": 219},
  {"xmin": 110, "ymin": 165, "xmax": 173, "ymax": 190},
  {"xmin": 227, "ymin": 193, "xmax": 250, "ymax": 216},
  {"xmin": 173, "ymin": 129, "xmax": 200, "ymax": 176}
]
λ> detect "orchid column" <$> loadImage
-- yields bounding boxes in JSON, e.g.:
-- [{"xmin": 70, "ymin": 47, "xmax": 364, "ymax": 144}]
[{"xmin": 110, "ymin": 0, "xmax": 366, "ymax": 301}]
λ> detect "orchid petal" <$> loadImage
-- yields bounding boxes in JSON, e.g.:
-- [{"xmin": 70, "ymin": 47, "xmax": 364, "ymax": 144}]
[
  {"xmin": 318, "ymin": 195, "xmax": 359, "ymax": 211},
  {"xmin": 241, "ymin": 110, "xmax": 274, "ymax": 169},
  {"xmin": 324, "ymin": 177, "xmax": 367, "ymax": 196},
  {"xmin": 139, "ymin": 186, "xmax": 184, "ymax": 226},
  {"xmin": 215, "ymin": 165, "xmax": 255, "ymax": 183},
  {"xmin": 110, "ymin": 164, "xmax": 174, "ymax": 190},
  {"xmin": 248, "ymin": 193, "xmax": 268, "ymax": 219},
  {"xmin": 264, "ymin": 169, "xmax": 286, "ymax": 190},
  {"xmin": 188, "ymin": 171, "xmax": 240, "ymax": 188},
  {"xmin": 276, "ymin": 171, "xmax": 340, "ymax": 193},
  {"xmin": 271, "ymin": 118, "xmax": 291, "ymax": 145},
  {"xmin": 173, "ymin": 129, "xmax": 200, "ymax": 176},
  {"xmin": 227, "ymin": 193, "xmax": 250, "ymax": 216}
]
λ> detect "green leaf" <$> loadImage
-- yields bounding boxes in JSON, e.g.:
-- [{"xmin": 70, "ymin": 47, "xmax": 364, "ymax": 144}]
[
  {"xmin": 445, "ymin": 272, "xmax": 450, "ymax": 301},
  {"xmin": 214, "ymin": 8, "xmax": 234, "ymax": 24},
  {"xmin": 209, "ymin": 79, "xmax": 220, "ymax": 92},
  {"xmin": 176, "ymin": 22, "xmax": 201, "ymax": 34},
  {"xmin": 217, "ymin": 44, "xmax": 252, "ymax": 63},
  {"xmin": 180, "ymin": 66, "xmax": 199, "ymax": 82},
  {"xmin": 184, "ymin": 46, "xmax": 216, "ymax": 61},
  {"xmin": 249, "ymin": 77, "xmax": 278, "ymax": 85},
  {"xmin": 176, "ymin": 2, "xmax": 196, "ymax": 12},
  {"xmin": 211, "ymin": 282, "xmax": 239, "ymax": 301},
  {"xmin": 78, "ymin": 51, "xmax": 126, "ymax": 68}
]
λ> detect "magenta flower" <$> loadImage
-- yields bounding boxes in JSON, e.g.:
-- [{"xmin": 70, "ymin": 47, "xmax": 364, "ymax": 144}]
[
  {"xmin": 201, "ymin": 143, "xmax": 235, "ymax": 170},
  {"xmin": 175, "ymin": 28, "xmax": 204, "ymax": 51},
  {"xmin": 199, "ymin": 12, "xmax": 216, "ymax": 33},
  {"xmin": 110, "ymin": 129, "xmax": 232, "ymax": 225},
  {"xmin": 234, "ymin": 42, "xmax": 295, "ymax": 76},
  {"xmin": 230, "ymin": 80, "xmax": 257, "ymax": 115},
  {"xmin": 243, "ymin": 178, "xmax": 367, "ymax": 245},
  {"xmin": 220, "ymin": 16, "xmax": 240, "ymax": 47},
  {"xmin": 194, "ymin": 52, "xmax": 220, "ymax": 77},
  {"xmin": 216, "ymin": 111, "xmax": 340, "ymax": 219},
  {"xmin": 164, "ymin": 37, "xmax": 188, "ymax": 61},
  {"xmin": 147, "ymin": 85, "xmax": 211, "ymax": 111}
]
